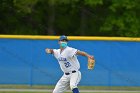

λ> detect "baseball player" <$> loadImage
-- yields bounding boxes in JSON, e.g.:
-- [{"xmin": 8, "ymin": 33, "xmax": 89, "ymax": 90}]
[{"xmin": 45, "ymin": 35, "xmax": 94, "ymax": 93}]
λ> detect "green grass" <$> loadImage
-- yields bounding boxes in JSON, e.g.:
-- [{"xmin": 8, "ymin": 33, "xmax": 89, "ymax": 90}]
[
  {"xmin": 0, "ymin": 85, "xmax": 140, "ymax": 93},
  {"xmin": 0, "ymin": 85, "xmax": 140, "ymax": 90}
]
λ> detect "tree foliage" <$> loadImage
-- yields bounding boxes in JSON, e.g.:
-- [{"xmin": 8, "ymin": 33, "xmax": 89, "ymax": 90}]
[{"xmin": 0, "ymin": 0, "xmax": 139, "ymax": 37}]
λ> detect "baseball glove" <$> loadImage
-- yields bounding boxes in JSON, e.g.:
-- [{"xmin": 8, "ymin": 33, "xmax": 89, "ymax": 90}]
[{"xmin": 88, "ymin": 58, "xmax": 95, "ymax": 70}]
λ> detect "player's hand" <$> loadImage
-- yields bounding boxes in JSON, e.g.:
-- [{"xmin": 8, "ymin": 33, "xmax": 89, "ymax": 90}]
[
  {"xmin": 45, "ymin": 48, "xmax": 52, "ymax": 54},
  {"xmin": 87, "ymin": 55, "xmax": 94, "ymax": 60}
]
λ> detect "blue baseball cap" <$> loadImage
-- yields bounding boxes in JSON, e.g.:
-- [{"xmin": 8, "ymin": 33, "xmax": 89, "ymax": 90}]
[{"xmin": 59, "ymin": 35, "xmax": 68, "ymax": 41}]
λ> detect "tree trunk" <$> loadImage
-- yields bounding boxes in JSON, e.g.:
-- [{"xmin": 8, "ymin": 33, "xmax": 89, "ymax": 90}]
[
  {"xmin": 80, "ymin": 6, "xmax": 87, "ymax": 35},
  {"xmin": 47, "ymin": 0, "xmax": 55, "ymax": 35}
]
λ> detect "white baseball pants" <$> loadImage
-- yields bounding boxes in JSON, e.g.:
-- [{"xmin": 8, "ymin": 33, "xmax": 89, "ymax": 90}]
[{"xmin": 53, "ymin": 71, "xmax": 81, "ymax": 93}]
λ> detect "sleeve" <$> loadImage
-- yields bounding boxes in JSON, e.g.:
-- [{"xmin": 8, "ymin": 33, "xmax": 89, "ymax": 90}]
[
  {"xmin": 68, "ymin": 48, "xmax": 78, "ymax": 58},
  {"xmin": 53, "ymin": 49, "xmax": 58, "ymax": 58}
]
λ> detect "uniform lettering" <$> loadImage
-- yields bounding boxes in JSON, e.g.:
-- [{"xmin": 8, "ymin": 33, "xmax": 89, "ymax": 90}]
[
  {"xmin": 58, "ymin": 57, "xmax": 67, "ymax": 61},
  {"xmin": 64, "ymin": 62, "xmax": 71, "ymax": 68}
]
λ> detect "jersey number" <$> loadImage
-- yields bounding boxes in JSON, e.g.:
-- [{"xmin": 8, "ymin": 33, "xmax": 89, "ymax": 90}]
[{"xmin": 64, "ymin": 62, "xmax": 71, "ymax": 68}]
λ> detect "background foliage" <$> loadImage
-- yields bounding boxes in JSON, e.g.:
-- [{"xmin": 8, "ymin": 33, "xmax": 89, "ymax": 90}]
[{"xmin": 0, "ymin": 0, "xmax": 140, "ymax": 36}]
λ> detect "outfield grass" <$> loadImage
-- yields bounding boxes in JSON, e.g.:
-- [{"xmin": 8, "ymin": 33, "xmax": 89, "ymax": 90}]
[
  {"xmin": 0, "ymin": 85, "xmax": 140, "ymax": 93},
  {"xmin": 0, "ymin": 85, "xmax": 140, "ymax": 90}
]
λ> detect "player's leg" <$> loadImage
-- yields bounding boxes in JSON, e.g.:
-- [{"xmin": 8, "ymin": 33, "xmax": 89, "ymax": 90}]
[
  {"xmin": 53, "ymin": 74, "xmax": 70, "ymax": 93},
  {"xmin": 70, "ymin": 71, "xmax": 81, "ymax": 93}
]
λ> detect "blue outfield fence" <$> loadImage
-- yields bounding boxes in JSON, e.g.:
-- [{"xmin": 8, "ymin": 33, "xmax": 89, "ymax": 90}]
[{"xmin": 0, "ymin": 38, "xmax": 140, "ymax": 86}]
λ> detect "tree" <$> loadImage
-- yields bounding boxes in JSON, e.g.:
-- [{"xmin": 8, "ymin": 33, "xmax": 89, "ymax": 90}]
[
  {"xmin": 100, "ymin": 0, "xmax": 140, "ymax": 37},
  {"xmin": 0, "ymin": 0, "xmax": 139, "ymax": 37}
]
